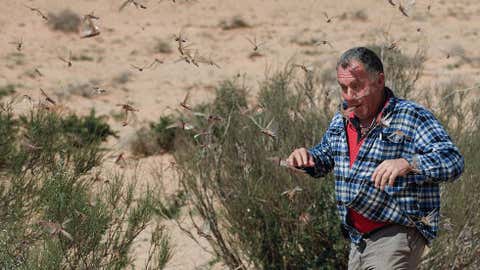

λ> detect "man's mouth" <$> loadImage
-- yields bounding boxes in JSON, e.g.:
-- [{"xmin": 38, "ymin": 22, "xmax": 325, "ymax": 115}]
[{"xmin": 348, "ymin": 103, "xmax": 361, "ymax": 109}]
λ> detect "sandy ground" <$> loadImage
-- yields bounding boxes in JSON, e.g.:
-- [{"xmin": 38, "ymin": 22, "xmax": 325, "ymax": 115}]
[{"xmin": 1, "ymin": 0, "xmax": 480, "ymax": 268}]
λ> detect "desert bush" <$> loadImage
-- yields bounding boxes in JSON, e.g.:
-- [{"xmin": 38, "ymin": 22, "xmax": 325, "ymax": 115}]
[
  {"xmin": 170, "ymin": 45, "xmax": 480, "ymax": 269},
  {"xmin": 418, "ymin": 82, "xmax": 480, "ymax": 269},
  {"xmin": 14, "ymin": 109, "xmax": 116, "ymax": 175},
  {"xmin": 59, "ymin": 80, "xmax": 98, "ymax": 98},
  {"xmin": 133, "ymin": 44, "xmax": 476, "ymax": 269},
  {"xmin": 71, "ymin": 54, "xmax": 95, "ymax": 62},
  {"xmin": 154, "ymin": 39, "xmax": 173, "ymax": 54},
  {"xmin": 351, "ymin": 10, "xmax": 369, "ymax": 22},
  {"xmin": 368, "ymin": 44, "xmax": 426, "ymax": 99},
  {"xmin": 48, "ymin": 10, "xmax": 81, "ymax": 33},
  {"xmin": 6, "ymin": 52, "xmax": 26, "ymax": 67},
  {"xmin": 131, "ymin": 126, "xmax": 162, "ymax": 156},
  {"xmin": 362, "ymin": 44, "xmax": 479, "ymax": 269},
  {"xmin": 219, "ymin": 15, "xmax": 250, "ymax": 30},
  {"xmin": 0, "ymin": 84, "xmax": 16, "ymax": 98},
  {"xmin": 171, "ymin": 68, "xmax": 348, "ymax": 269},
  {"xmin": 61, "ymin": 110, "xmax": 117, "ymax": 145},
  {"xmin": 152, "ymin": 189, "xmax": 187, "ymax": 220},
  {"xmin": 0, "ymin": 108, "xmax": 19, "ymax": 171},
  {"xmin": 131, "ymin": 115, "xmax": 177, "ymax": 156},
  {"xmin": 0, "ymin": 105, "xmax": 172, "ymax": 269},
  {"xmin": 149, "ymin": 116, "xmax": 178, "ymax": 152}
]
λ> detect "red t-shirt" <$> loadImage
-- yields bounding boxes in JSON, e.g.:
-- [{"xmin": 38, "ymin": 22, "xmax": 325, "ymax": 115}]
[{"xmin": 346, "ymin": 100, "xmax": 390, "ymax": 234}]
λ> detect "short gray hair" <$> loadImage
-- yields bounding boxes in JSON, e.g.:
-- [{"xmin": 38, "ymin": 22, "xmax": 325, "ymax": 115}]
[{"xmin": 336, "ymin": 47, "xmax": 383, "ymax": 76}]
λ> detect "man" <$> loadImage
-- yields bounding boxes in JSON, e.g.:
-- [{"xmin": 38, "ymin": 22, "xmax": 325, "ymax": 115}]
[{"xmin": 287, "ymin": 47, "xmax": 464, "ymax": 269}]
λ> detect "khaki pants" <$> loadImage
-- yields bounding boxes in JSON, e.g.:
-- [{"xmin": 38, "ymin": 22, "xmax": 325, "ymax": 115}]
[{"xmin": 348, "ymin": 224, "xmax": 426, "ymax": 270}]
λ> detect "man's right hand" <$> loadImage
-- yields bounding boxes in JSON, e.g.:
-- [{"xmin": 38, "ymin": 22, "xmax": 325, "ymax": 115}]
[{"xmin": 287, "ymin": 148, "xmax": 315, "ymax": 168}]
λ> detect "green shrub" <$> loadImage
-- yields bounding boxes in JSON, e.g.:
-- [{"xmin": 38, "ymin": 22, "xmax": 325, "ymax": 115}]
[
  {"xmin": 60, "ymin": 109, "xmax": 117, "ymax": 146},
  {"xmin": 150, "ymin": 116, "xmax": 177, "ymax": 151},
  {"xmin": 172, "ymin": 68, "xmax": 348, "ymax": 269},
  {"xmin": 14, "ymin": 109, "xmax": 116, "ymax": 175},
  {"xmin": 0, "ymin": 108, "xmax": 19, "ymax": 170},
  {"xmin": 419, "ymin": 82, "xmax": 480, "ymax": 269},
  {"xmin": 149, "ymin": 189, "xmax": 186, "ymax": 220},
  {"xmin": 170, "ymin": 46, "xmax": 478, "ymax": 269},
  {"xmin": 0, "ymin": 84, "xmax": 16, "ymax": 98},
  {"xmin": 131, "ymin": 115, "xmax": 177, "ymax": 156},
  {"xmin": 0, "ymin": 106, "xmax": 172, "ymax": 269},
  {"xmin": 368, "ymin": 44, "xmax": 426, "ymax": 99}
]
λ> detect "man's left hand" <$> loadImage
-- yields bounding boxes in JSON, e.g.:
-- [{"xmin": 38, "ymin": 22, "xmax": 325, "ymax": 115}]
[{"xmin": 371, "ymin": 158, "xmax": 412, "ymax": 190}]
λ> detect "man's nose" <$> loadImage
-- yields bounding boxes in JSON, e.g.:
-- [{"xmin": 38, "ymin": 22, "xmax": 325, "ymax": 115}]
[{"xmin": 344, "ymin": 87, "xmax": 356, "ymax": 99}]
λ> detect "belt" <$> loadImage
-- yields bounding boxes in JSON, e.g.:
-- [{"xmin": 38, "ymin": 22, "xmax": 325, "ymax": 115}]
[{"xmin": 355, "ymin": 223, "xmax": 397, "ymax": 253}]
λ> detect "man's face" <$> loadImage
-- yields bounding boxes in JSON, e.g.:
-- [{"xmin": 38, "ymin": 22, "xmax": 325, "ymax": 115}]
[{"xmin": 336, "ymin": 60, "xmax": 384, "ymax": 121}]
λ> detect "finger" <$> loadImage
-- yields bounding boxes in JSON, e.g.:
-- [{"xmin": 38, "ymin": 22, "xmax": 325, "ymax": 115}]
[
  {"xmin": 380, "ymin": 170, "xmax": 391, "ymax": 190},
  {"xmin": 388, "ymin": 170, "xmax": 398, "ymax": 187},
  {"xmin": 371, "ymin": 162, "xmax": 384, "ymax": 183},
  {"xmin": 300, "ymin": 150, "xmax": 308, "ymax": 167},
  {"xmin": 374, "ymin": 167, "xmax": 387, "ymax": 188},
  {"xmin": 307, "ymin": 154, "xmax": 315, "ymax": 167},
  {"xmin": 371, "ymin": 167, "xmax": 378, "ymax": 182},
  {"xmin": 293, "ymin": 152, "xmax": 303, "ymax": 167},
  {"xmin": 289, "ymin": 153, "xmax": 298, "ymax": 167}
]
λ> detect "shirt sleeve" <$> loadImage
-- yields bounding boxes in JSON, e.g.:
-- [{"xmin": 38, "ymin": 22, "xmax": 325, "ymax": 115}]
[
  {"xmin": 402, "ymin": 109, "xmax": 464, "ymax": 183},
  {"xmin": 305, "ymin": 119, "xmax": 337, "ymax": 178}
]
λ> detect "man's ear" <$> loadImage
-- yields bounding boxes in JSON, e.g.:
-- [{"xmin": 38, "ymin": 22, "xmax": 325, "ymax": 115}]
[{"xmin": 377, "ymin": 72, "xmax": 385, "ymax": 86}]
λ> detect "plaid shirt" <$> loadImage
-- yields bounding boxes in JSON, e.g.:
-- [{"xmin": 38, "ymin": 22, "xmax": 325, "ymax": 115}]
[{"xmin": 306, "ymin": 88, "xmax": 464, "ymax": 245}]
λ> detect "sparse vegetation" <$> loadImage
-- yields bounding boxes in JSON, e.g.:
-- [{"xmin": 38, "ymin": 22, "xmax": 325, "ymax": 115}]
[
  {"xmin": 154, "ymin": 39, "xmax": 173, "ymax": 54},
  {"xmin": 112, "ymin": 71, "xmax": 133, "ymax": 85},
  {"xmin": 167, "ymin": 69, "xmax": 347, "ymax": 269},
  {"xmin": 0, "ymin": 84, "xmax": 16, "ymax": 98},
  {"xmin": 302, "ymin": 49, "xmax": 322, "ymax": 56},
  {"xmin": 418, "ymin": 82, "xmax": 480, "ymax": 270},
  {"xmin": 71, "ymin": 53, "xmax": 95, "ymax": 62},
  {"xmin": 58, "ymin": 81, "xmax": 93, "ymax": 98},
  {"xmin": 2, "ymin": 0, "xmax": 480, "ymax": 268},
  {"xmin": 5, "ymin": 52, "xmax": 26, "ymax": 67},
  {"xmin": 131, "ymin": 45, "xmax": 480, "ymax": 269},
  {"xmin": 219, "ymin": 15, "xmax": 251, "ymax": 30},
  {"xmin": 131, "ymin": 115, "xmax": 177, "ymax": 156},
  {"xmin": 351, "ymin": 9, "xmax": 368, "ymax": 21},
  {"xmin": 48, "ymin": 9, "xmax": 81, "ymax": 33},
  {"xmin": 0, "ymin": 105, "xmax": 172, "ymax": 269},
  {"xmin": 368, "ymin": 44, "xmax": 426, "ymax": 99},
  {"xmin": 290, "ymin": 36, "xmax": 318, "ymax": 47},
  {"xmin": 110, "ymin": 109, "xmax": 126, "ymax": 123}
]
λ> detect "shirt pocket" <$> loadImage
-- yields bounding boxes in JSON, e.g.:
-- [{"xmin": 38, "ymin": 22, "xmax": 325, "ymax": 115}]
[{"xmin": 376, "ymin": 128, "xmax": 412, "ymax": 160}]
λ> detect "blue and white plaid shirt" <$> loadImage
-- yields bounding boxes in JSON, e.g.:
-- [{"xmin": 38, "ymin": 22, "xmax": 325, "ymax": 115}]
[{"xmin": 306, "ymin": 88, "xmax": 464, "ymax": 245}]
